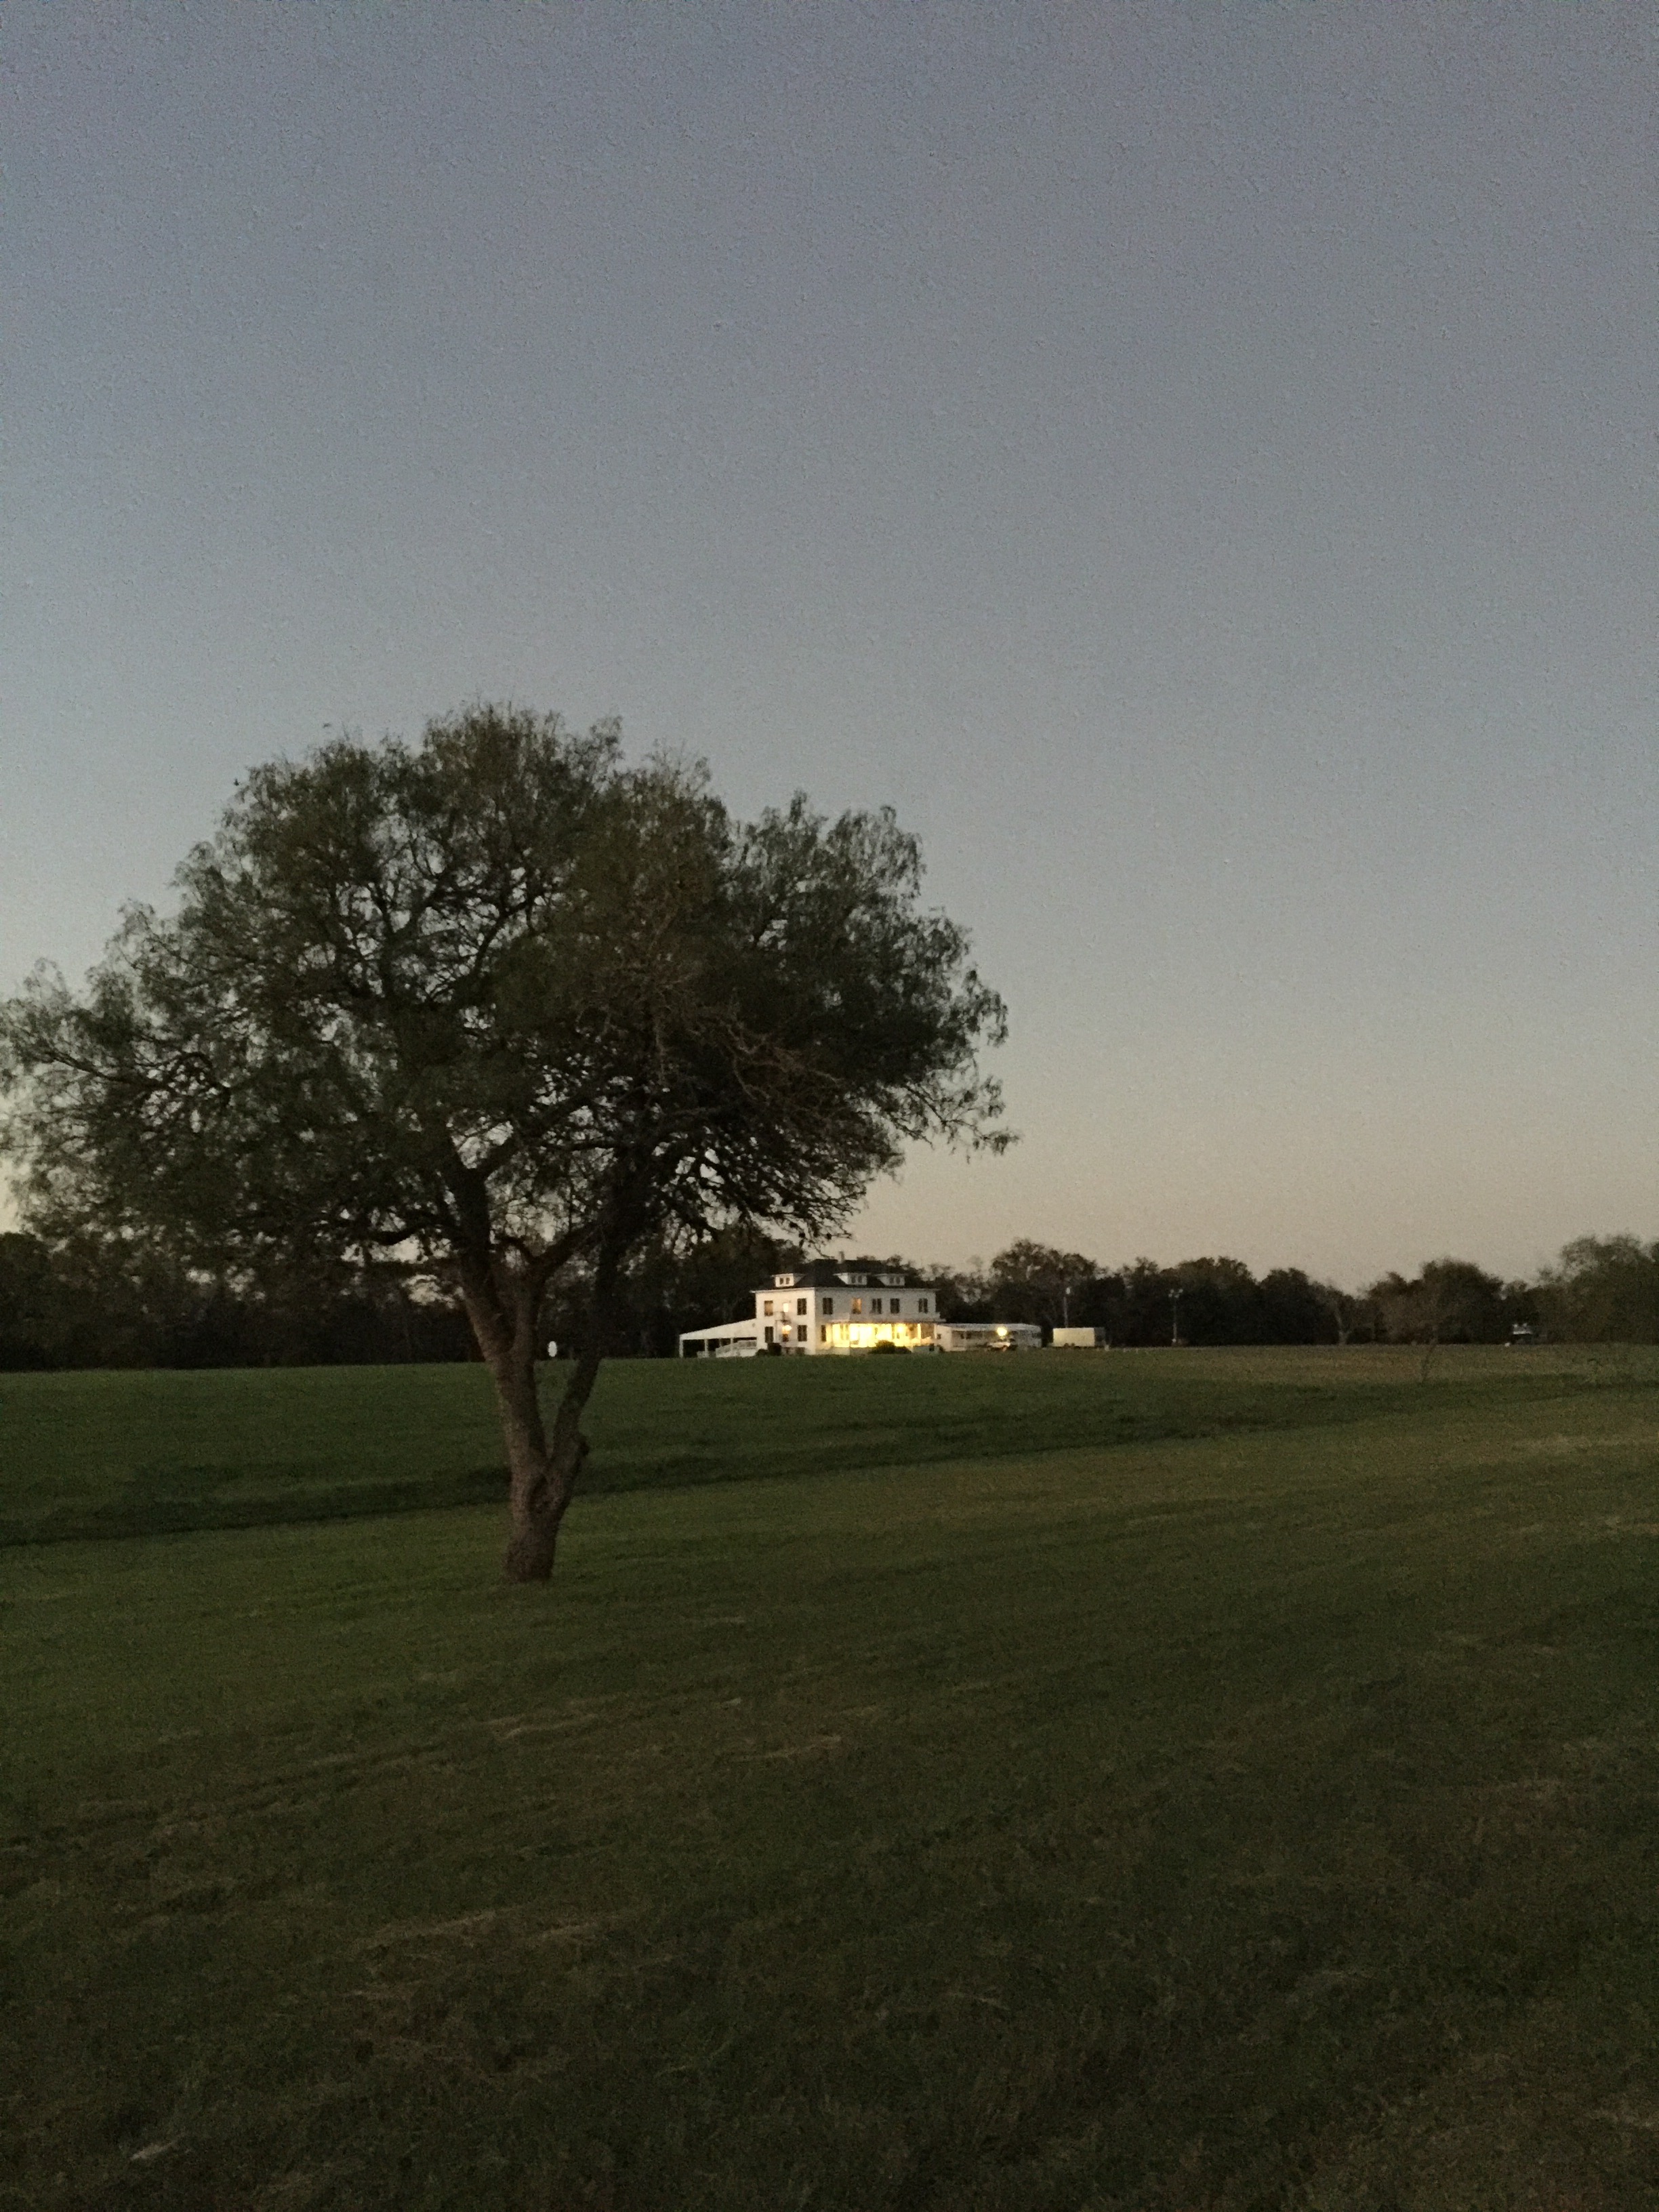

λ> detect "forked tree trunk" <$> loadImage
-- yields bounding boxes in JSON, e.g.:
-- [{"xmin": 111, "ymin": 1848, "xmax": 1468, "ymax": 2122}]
[
  {"xmin": 491, "ymin": 1340, "xmax": 583, "ymax": 1582},
  {"xmin": 457, "ymin": 1247, "xmax": 613, "ymax": 1583}
]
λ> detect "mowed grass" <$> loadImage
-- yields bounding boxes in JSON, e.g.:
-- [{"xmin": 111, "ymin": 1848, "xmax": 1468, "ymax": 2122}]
[
  {"xmin": 1, "ymin": 1342, "xmax": 1647, "ymax": 1545},
  {"xmin": 2, "ymin": 1355, "xmax": 1657, "ymax": 2209}
]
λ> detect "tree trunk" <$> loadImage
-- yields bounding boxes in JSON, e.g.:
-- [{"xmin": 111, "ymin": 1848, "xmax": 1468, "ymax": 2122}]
[
  {"xmin": 457, "ymin": 1244, "xmax": 619, "ymax": 1584},
  {"xmin": 491, "ymin": 1338, "xmax": 578, "ymax": 1584},
  {"xmin": 455, "ymin": 1256, "xmax": 562, "ymax": 1582},
  {"xmin": 514, "ymin": 1346, "xmax": 606, "ymax": 1577}
]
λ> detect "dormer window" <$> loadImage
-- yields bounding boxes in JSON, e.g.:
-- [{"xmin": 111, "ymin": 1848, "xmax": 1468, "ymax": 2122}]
[{"xmin": 774, "ymin": 1273, "xmax": 796, "ymax": 1289}]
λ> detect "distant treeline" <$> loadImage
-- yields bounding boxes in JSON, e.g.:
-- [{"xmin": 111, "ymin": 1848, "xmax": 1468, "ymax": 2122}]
[
  {"xmin": 1, "ymin": 1227, "xmax": 1654, "ymax": 1370},
  {"xmin": 0, "ymin": 1235, "xmax": 475, "ymax": 1372},
  {"xmin": 945, "ymin": 1238, "xmax": 1659, "ymax": 1350}
]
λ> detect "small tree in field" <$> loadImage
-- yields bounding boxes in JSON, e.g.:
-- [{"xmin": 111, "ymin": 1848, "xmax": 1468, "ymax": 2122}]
[
  {"xmin": 1368, "ymin": 1258, "xmax": 1506, "ymax": 1379},
  {"xmin": 0, "ymin": 707, "xmax": 1008, "ymax": 1582}
]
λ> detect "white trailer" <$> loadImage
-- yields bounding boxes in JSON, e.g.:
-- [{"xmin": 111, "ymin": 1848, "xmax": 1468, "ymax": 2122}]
[{"xmin": 934, "ymin": 1321, "xmax": 1043, "ymax": 1353}]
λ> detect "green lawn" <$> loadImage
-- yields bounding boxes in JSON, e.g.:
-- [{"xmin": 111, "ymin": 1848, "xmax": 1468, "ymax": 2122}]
[
  {"xmin": 1, "ymin": 1342, "xmax": 1647, "ymax": 1545},
  {"xmin": 3, "ymin": 1352, "xmax": 1657, "ymax": 2208}
]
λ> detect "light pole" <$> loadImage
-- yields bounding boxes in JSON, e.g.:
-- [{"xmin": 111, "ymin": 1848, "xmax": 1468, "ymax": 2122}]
[{"xmin": 1170, "ymin": 1286, "xmax": 1184, "ymax": 1347}]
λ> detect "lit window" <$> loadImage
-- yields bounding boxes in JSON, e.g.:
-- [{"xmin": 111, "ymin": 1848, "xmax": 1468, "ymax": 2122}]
[
  {"xmin": 851, "ymin": 1298, "xmax": 862, "ymax": 1314},
  {"xmin": 763, "ymin": 1300, "xmax": 773, "ymax": 1316}
]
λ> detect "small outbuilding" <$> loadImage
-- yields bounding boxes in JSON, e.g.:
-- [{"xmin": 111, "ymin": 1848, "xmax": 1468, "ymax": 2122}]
[
  {"xmin": 933, "ymin": 1320, "xmax": 1043, "ymax": 1353},
  {"xmin": 674, "ymin": 1319, "xmax": 761, "ymax": 1359}
]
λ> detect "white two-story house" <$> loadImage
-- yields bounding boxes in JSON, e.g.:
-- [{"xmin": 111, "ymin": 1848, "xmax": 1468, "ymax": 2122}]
[{"xmin": 677, "ymin": 1261, "xmax": 941, "ymax": 1357}]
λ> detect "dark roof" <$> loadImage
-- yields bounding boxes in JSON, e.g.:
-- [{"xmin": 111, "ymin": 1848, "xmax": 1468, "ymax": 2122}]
[{"xmin": 760, "ymin": 1258, "xmax": 927, "ymax": 1290}]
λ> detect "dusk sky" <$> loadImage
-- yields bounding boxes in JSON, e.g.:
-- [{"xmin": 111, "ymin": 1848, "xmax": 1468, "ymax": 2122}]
[{"xmin": 4, "ymin": 1, "xmax": 1654, "ymax": 1286}]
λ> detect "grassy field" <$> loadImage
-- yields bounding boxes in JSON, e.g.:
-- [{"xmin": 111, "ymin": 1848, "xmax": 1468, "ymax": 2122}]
[
  {"xmin": 1, "ymin": 1342, "xmax": 1650, "ymax": 1546},
  {"xmin": 3, "ymin": 1349, "xmax": 1657, "ymax": 2208}
]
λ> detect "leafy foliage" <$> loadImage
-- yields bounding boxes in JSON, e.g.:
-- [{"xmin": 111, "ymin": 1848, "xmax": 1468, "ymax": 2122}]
[
  {"xmin": 1366, "ymin": 1258, "xmax": 1515, "ymax": 1346},
  {"xmin": 1, "ymin": 710, "xmax": 1006, "ymax": 1272},
  {"xmin": 0, "ymin": 707, "xmax": 1008, "ymax": 1577},
  {"xmin": 1534, "ymin": 1234, "xmax": 1659, "ymax": 1344}
]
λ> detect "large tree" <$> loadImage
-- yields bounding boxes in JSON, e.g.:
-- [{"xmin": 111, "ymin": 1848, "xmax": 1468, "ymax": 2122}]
[
  {"xmin": 987, "ymin": 1240, "xmax": 1098, "ymax": 1331},
  {"xmin": 1536, "ymin": 1235, "xmax": 1659, "ymax": 1344},
  {"xmin": 0, "ymin": 707, "xmax": 1008, "ymax": 1580}
]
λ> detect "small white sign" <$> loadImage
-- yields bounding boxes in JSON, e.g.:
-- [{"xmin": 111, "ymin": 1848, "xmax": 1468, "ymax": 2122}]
[{"xmin": 546, "ymin": 1340, "xmax": 558, "ymax": 1361}]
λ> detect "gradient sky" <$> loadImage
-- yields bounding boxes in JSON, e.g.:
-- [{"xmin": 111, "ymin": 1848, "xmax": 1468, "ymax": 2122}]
[{"xmin": 4, "ymin": 1, "xmax": 1654, "ymax": 1285}]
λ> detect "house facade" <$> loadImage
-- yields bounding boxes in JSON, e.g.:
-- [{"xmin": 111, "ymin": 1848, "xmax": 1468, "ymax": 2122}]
[
  {"xmin": 756, "ymin": 1261, "xmax": 939, "ymax": 1354},
  {"xmin": 677, "ymin": 1261, "xmax": 941, "ymax": 1357}
]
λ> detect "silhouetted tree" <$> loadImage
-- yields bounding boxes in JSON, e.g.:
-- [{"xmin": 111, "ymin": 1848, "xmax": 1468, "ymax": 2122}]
[
  {"xmin": 1535, "ymin": 1235, "xmax": 1659, "ymax": 1343},
  {"xmin": 987, "ymin": 1241, "xmax": 1099, "ymax": 1333},
  {"xmin": 1256, "ymin": 1267, "xmax": 1338, "ymax": 1345},
  {"xmin": 1368, "ymin": 1258, "xmax": 1509, "ymax": 1376},
  {"xmin": 1, "ymin": 706, "xmax": 1007, "ymax": 1580}
]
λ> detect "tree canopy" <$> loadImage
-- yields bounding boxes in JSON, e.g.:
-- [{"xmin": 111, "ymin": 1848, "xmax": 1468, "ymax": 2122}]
[
  {"xmin": 0, "ymin": 706, "xmax": 1008, "ymax": 1578},
  {"xmin": 1533, "ymin": 1236, "xmax": 1658, "ymax": 1345},
  {"xmin": 947, "ymin": 1244, "xmax": 1348, "ymax": 1347}
]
